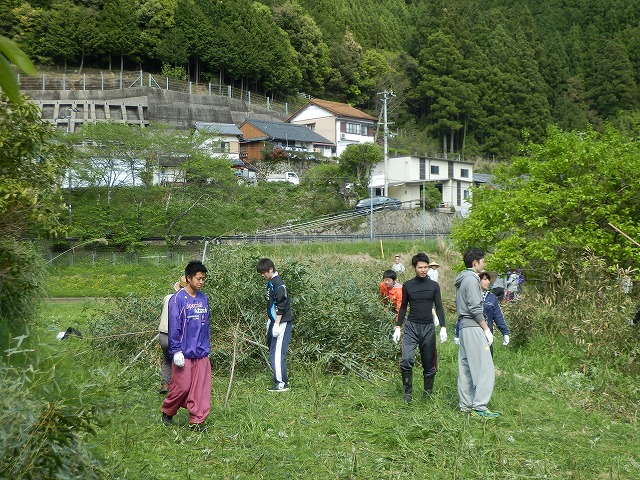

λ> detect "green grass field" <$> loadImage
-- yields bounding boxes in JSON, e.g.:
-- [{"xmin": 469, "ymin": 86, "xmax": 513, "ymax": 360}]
[{"xmin": 37, "ymin": 291, "xmax": 639, "ymax": 479}]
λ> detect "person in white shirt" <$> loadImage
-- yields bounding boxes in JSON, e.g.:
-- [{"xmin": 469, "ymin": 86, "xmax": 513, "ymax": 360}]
[
  {"xmin": 391, "ymin": 255, "xmax": 405, "ymax": 274},
  {"xmin": 427, "ymin": 261, "xmax": 440, "ymax": 283}
]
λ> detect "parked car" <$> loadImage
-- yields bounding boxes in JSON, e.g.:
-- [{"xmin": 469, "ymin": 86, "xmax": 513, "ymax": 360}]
[
  {"xmin": 355, "ymin": 196, "xmax": 402, "ymax": 210},
  {"xmin": 265, "ymin": 171, "xmax": 300, "ymax": 185}
]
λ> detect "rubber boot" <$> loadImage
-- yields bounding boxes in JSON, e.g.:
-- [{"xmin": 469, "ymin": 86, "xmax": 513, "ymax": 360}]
[
  {"xmin": 402, "ymin": 369, "xmax": 413, "ymax": 403},
  {"xmin": 423, "ymin": 375, "xmax": 434, "ymax": 398}
]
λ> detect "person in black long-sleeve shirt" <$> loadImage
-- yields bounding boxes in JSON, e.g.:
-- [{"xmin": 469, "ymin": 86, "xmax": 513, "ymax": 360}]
[{"xmin": 392, "ymin": 252, "xmax": 447, "ymax": 402}]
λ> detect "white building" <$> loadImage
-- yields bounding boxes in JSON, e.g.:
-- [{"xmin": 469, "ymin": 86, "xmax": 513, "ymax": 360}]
[
  {"xmin": 287, "ymin": 99, "xmax": 376, "ymax": 156},
  {"xmin": 370, "ymin": 155, "xmax": 475, "ymax": 212},
  {"xmin": 193, "ymin": 122, "xmax": 243, "ymax": 160}
]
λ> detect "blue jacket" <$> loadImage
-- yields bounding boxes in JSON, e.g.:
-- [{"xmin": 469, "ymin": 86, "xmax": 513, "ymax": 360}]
[
  {"xmin": 482, "ymin": 291, "xmax": 510, "ymax": 336},
  {"xmin": 266, "ymin": 273, "xmax": 293, "ymax": 323},
  {"xmin": 168, "ymin": 289, "xmax": 211, "ymax": 359},
  {"xmin": 454, "ymin": 290, "xmax": 510, "ymax": 337}
]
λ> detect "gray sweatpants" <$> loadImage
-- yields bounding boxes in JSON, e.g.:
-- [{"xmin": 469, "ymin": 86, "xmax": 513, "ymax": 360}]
[
  {"xmin": 457, "ymin": 326, "xmax": 495, "ymax": 411},
  {"xmin": 158, "ymin": 332, "xmax": 172, "ymax": 385}
]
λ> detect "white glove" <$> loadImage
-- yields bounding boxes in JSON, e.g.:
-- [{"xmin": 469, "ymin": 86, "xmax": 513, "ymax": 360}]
[
  {"xmin": 484, "ymin": 329, "xmax": 494, "ymax": 346},
  {"xmin": 173, "ymin": 351, "xmax": 185, "ymax": 367},
  {"xmin": 502, "ymin": 334, "xmax": 510, "ymax": 346},
  {"xmin": 453, "ymin": 337, "xmax": 460, "ymax": 346},
  {"xmin": 433, "ymin": 313, "xmax": 440, "ymax": 326},
  {"xmin": 392, "ymin": 327, "xmax": 401, "ymax": 344},
  {"xmin": 439, "ymin": 327, "xmax": 447, "ymax": 343},
  {"xmin": 272, "ymin": 323, "xmax": 283, "ymax": 338}
]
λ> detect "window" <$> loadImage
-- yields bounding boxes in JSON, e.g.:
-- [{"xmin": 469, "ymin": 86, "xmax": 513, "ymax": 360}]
[
  {"xmin": 460, "ymin": 168, "xmax": 470, "ymax": 178},
  {"xmin": 463, "ymin": 190, "xmax": 470, "ymax": 200},
  {"xmin": 346, "ymin": 122, "xmax": 361, "ymax": 134},
  {"xmin": 419, "ymin": 158, "xmax": 426, "ymax": 180},
  {"xmin": 430, "ymin": 165, "xmax": 439, "ymax": 175},
  {"xmin": 306, "ymin": 123, "xmax": 315, "ymax": 131}
]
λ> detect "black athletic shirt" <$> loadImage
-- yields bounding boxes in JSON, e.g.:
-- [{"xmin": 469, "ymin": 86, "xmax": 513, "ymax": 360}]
[{"xmin": 396, "ymin": 275, "xmax": 445, "ymax": 327}]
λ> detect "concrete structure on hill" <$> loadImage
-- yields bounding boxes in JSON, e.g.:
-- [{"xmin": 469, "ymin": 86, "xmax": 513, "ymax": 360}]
[{"xmin": 25, "ymin": 87, "xmax": 288, "ymax": 132}]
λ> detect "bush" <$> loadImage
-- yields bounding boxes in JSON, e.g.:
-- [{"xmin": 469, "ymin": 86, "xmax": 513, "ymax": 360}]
[
  {"xmin": 0, "ymin": 363, "xmax": 102, "ymax": 479},
  {"xmin": 87, "ymin": 248, "xmax": 396, "ymax": 378},
  {"xmin": 0, "ymin": 241, "xmax": 47, "ymax": 328},
  {"xmin": 89, "ymin": 295, "xmax": 162, "ymax": 362}
]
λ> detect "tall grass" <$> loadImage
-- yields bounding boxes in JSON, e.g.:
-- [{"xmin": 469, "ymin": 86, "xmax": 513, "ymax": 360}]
[{"xmin": 10, "ymin": 242, "xmax": 639, "ymax": 479}]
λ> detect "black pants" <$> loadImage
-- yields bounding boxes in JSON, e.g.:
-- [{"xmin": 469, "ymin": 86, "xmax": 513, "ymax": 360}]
[{"xmin": 399, "ymin": 321, "xmax": 437, "ymax": 377}]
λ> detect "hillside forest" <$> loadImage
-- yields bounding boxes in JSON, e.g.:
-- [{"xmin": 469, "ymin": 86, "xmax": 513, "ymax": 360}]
[{"xmin": 2, "ymin": 0, "xmax": 640, "ymax": 158}]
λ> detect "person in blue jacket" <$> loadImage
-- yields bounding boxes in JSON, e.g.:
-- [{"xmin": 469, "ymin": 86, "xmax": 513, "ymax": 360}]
[
  {"xmin": 257, "ymin": 258, "xmax": 293, "ymax": 392},
  {"xmin": 455, "ymin": 270, "xmax": 510, "ymax": 356}
]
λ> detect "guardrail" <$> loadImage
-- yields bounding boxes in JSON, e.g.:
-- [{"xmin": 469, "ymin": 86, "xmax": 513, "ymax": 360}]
[{"xmin": 18, "ymin": 70, "xmax": 299, "ymax": 115}]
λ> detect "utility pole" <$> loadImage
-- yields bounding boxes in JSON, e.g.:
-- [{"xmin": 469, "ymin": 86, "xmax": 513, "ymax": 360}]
[
  {"xmin": 65, "ymin": 107, "xmax": 78, "ymax": 226},
  {"xmin": 378, "ymin": 90, "xmax": 394, "ymax": 197}
]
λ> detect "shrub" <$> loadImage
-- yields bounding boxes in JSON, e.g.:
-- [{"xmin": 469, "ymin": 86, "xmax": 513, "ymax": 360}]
[
  {"xmin": 0, "ymin": 361, "xmax": 102, "ymax": 479},
  {"xmin": 87, "ymin": 248, "xmax": 397, "ymax": 378},
  {"xmin": 0, "ymin": 241, "xmax": 47, "ymax": 328},
  {"xmin": 88, "ymin": 295, "xmax": 162, "ymax": 362}
]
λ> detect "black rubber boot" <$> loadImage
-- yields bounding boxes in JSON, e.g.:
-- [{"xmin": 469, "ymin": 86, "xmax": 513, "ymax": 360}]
[
  {"xmin": 423, "ymin": 375, "xmax": 435, "ymax": 398},
  {"xmin": 402, "ymin": 369, "xmax": 413, "ymax": 403}
]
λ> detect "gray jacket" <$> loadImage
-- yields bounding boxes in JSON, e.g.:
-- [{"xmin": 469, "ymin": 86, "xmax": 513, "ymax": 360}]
[{"xmin": 454, "ymin": 269, "xmax": 485, "ymax": 330}]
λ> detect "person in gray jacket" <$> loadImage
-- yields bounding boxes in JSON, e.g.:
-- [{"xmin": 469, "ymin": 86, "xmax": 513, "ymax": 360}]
[{"xmin": 454, "ymin": 248, "xmax": 500, "ymax": 418}]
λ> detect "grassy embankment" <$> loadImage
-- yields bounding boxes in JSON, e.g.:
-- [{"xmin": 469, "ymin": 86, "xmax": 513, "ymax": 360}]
[{"xmin": 37, "ymin": 241, "xmax": 639, "ymax": 479}]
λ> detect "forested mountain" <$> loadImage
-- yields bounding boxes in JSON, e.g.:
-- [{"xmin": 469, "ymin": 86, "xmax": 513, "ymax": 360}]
[{"xmin": 2, "ymin": 0, "xmax": 639, "ymax": 158}]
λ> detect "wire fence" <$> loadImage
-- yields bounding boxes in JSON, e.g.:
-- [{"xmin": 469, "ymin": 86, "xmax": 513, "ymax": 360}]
[
  {"xmin": 46, "ymin": 232, "xmax": 448, "ymax": 266},
  {"xmin": 18, "ymin": 70, "xmax": 301, "ymax": 115}
]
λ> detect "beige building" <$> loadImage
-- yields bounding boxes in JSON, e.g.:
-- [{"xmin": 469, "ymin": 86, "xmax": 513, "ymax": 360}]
[{"xmin": 287, "ymin": 99, "xmax": 377, "ymax": 156}]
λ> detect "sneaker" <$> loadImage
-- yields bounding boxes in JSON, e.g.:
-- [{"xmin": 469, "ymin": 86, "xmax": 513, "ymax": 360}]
[
  {"xmin": 188, "ymin": 423, "xmax": 207, "ymax": 432},
  {"xmin": 470, "ymin": 409, "xmax": 500, "ymax": 418},
  {"xmin": 161, "ymin": 412, "xmax": 173, "ymax": 425},
  {"xmin": 159, "ymin": 383, "xmax": 170, "ymax": 394},
  {"xmin": 267, "ymin": 384, "xmax": 289, "ymax": 392}
]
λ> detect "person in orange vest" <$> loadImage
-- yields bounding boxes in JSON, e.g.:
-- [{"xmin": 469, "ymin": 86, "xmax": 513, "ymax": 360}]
[{"xmin": 379, "ymin": 269, "xmax": 403, "ymax": 320}]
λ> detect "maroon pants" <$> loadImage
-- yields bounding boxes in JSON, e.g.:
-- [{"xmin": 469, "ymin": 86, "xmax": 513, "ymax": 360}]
[{"xmin": 161, "ymin": 356, "xmax": 211, "ymax": 424}]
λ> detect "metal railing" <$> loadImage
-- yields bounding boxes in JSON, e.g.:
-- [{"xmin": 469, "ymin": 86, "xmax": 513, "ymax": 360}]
[{"xmin": 18, "ymin": 70, "xmax": 299, "ymax": 115}]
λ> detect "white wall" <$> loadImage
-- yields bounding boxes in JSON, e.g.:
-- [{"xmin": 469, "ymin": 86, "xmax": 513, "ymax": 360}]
[{"xmin": 371, "ymin": 155, "xmax": 474, "ymax": 211}]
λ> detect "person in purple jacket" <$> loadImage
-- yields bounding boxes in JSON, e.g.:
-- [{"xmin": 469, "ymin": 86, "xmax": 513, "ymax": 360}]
[{"xmin": 161, "ymin": 260, "xmax": 211, "ymax": 431}]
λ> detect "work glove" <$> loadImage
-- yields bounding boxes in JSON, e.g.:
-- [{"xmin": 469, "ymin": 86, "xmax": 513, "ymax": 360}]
[
  {"xmin": 484, "ymin": 329, "xmax": 494, "ymax": 346},
  {"xmin": 392, "ymin": 327, "xmax": 401, "ymax": 344},
  {"xmin": 272, "ymin": 323, "xmax": 283, "ymax": 338},
  {"xmin": 502, "ymin": 334, "xmax": 510, "ymax": 346},
  {"xmin": 439, "ymin": 327, "xmax": 447, "ymax": 343},
  {"xmin": 453, "ymin": 337, "xmax": 460, "ymax": 346},
  {"xmin": 173, "ymin": 351, "xmax": 185, "ymax": 367},
  {"xmin": 433, "ymin": 313, "xmax": 440, "ymax": 326}
]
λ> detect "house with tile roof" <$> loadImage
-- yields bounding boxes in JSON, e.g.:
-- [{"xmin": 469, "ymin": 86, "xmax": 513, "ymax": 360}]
[
  {"xmin": 287, "ymin": 99, "xmax": 377, "ymax": 156},
  {"xmin": 194, "ymin": 122, "xmax": 243, "ymax": 160},
  {"xmin": 239, "ymin": 119, "xmax": 334, "ymax": 163}
]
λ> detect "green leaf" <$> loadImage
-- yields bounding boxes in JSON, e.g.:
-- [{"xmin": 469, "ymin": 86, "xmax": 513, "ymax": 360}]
[
  {"xmin": 0, "ymin": 53, "xmax": 20, "ymax": 102},
  {"xmin": 0, "ymin": 36, "xmax": 35, "ymax": 74}
]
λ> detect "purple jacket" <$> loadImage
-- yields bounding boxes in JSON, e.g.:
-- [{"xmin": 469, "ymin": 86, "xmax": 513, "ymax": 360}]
[{"xmin": 168, "ymin": 289, "xmax": 210, "ymax": 359}]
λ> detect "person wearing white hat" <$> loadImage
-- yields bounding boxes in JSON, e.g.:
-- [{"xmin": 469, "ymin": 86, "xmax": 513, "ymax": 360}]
[{"xmin": 427, "ymin": 261, "xmax": 440, "ymax": 283}]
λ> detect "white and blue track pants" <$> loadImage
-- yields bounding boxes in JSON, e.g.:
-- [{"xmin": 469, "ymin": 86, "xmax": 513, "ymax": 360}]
[{"xmin": 267, "ymin": 320, "xmax": 291, "ymax": 388}]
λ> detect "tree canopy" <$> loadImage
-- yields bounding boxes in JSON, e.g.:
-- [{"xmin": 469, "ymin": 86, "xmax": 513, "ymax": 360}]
[
  {"xmin": 2, "ymin": 0, "xmax": 640, "ymax": 157},
  {"xmin": 451, "ymin": 126, "xmax": 640, "ymax": 273}
]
